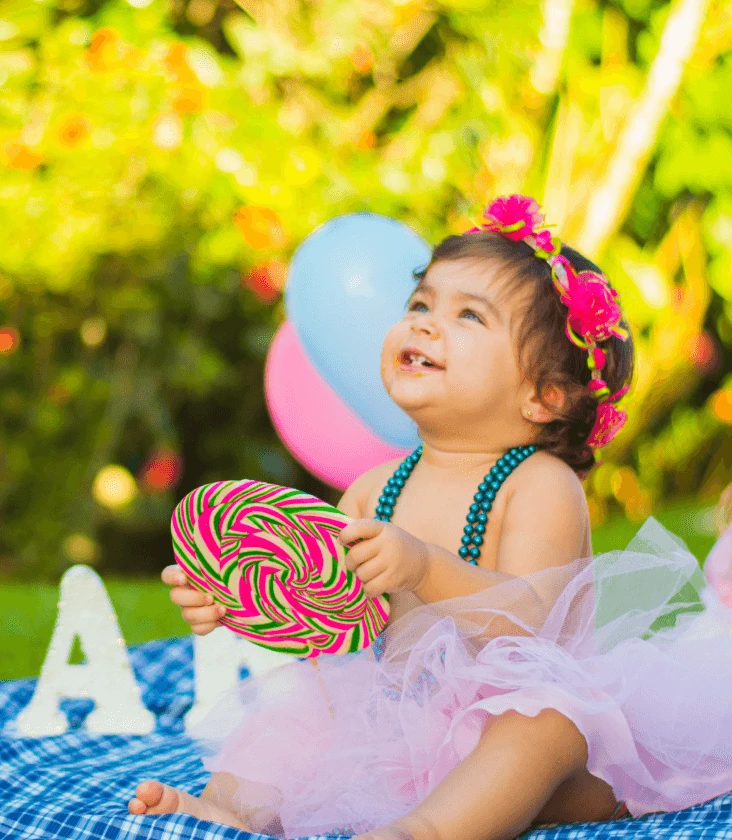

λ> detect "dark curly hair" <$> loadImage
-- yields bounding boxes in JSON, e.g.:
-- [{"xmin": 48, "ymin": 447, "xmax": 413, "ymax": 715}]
[{"xmin": 411, "ymin": 230, "xmax": 634, "ymax": 479}]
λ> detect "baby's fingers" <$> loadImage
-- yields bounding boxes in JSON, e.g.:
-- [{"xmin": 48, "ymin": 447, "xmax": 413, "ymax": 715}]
[
  {"xmin": 161, "ymin": 564, "xmax": 187, "ymax": 587},
  {"xmin": 182, "ymin": 604, "xmax": 226, "ymax": 629},
  {"xmin": 171, "ymin": 586, "xmax": 215, "ymax": 608}
]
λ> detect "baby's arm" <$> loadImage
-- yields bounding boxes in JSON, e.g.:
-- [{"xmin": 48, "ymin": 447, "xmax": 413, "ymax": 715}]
[
  {"xmin": 494, "ymin": 455, "xmax": 590, "ymax": 578},
  {"xmin": 492, "ymin": 456, "xmax": 590, "ymax": 625},
  {"xmin": 163, "ymin": 471, "xmax": 373, "ymax": 635},
  {"xmin": 334, "ymin": 468, "xmax": 372, "ymax": 521}
]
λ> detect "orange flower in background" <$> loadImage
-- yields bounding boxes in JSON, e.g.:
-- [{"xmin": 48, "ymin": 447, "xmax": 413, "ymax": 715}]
[
  {"xmin": 173, "ymin": 85, "xmax": 207, "ymax": 114},
  {"xmin": 166, "ymin": 43, "xmax": 207, "ymax": 115},
  {"xmin": 58, "ymin": 114, "xmax": 92, "ymax": 148},
  {"xmin": 86, "ymin": 27, "xmax": 139, "ymax": 72},
  {"xmin": 234, "ymin": 206, "xmax": 288, "ymax": 250},
  {"xmin": 0, "ymin": 326, "xmax": 20, "ymax": 353},
  {"xmin": 165, "ymin": 43, "xmax": 187, "ymax": 73},
  {"xmin": 86, "ymin": 27, "xmax": 120, "ymax": 71},
  {"xmin": 355, "ymin": 130, "xmax": 376, "ymax": 151},
  {"xmin": 140, "ymin": 449, "xmax": 183, "ymax": 493},
  {"xmin": 164, "ymin": 43, "xmax": 198, "ymax": 84},
  {"xmin": 711, "ymin": 390, "xmax": 732, "ymax": 424},
  {"xmin": 242, "ymin": 260, "xmax": 288, "ymax": 303},
  {"xmin": 4, "ymin": 141, "xmax": 42, "ymax": 170},
  {"xmin": 351, "ymin": 44, "xmax": 375, "ymax": 74}
]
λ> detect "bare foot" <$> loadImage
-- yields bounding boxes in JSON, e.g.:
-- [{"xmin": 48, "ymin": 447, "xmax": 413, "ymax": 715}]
[{"xmin": 128, "ymin": 780, "xmax": 251, "ymax": 831}]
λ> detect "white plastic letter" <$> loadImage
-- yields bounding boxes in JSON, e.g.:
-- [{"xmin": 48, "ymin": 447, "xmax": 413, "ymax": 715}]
[
  {"xmin": 185, "ymin": 628, "xmax": 297, "ymax": 731},
  {"xmin": 16, "ymin": 565, "xmax": 155, "ymax": 736}
]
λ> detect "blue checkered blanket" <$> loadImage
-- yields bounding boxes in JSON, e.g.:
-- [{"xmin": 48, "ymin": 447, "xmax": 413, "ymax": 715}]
[{"xmin": 1, "ymin": 636, "xmax": 731, "ymax": 840}]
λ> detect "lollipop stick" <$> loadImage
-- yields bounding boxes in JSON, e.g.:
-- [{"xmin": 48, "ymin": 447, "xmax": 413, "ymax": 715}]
[{"xmin": 310, "ymin": 658, "xmax": 336, "ymax": 720}]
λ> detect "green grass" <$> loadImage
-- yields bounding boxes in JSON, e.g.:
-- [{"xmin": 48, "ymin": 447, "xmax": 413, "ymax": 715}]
[
  {"xmin": 0, "ymin": 502, "xmax": 718, "ymax": 681},
  {"xmin": 0, "ymin": 577, "xmax": 190, "ymax": 681}
]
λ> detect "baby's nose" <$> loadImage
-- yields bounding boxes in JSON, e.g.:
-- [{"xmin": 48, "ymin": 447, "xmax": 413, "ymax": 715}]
[
  {"xmin": 413, "ymin": 315, "xmax": 440, "ymax": 333},
  {"xmin": 415, "ymin": 323, "xmax": 440, "ymax": 339}
]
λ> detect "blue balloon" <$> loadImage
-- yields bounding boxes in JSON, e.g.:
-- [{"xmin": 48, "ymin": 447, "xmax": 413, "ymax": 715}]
[{"xmin": 285, "ymin": 213, "xmax": 431, "ymax": 449}]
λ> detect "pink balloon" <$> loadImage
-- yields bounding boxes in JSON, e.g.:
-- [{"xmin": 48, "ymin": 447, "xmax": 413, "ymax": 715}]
[{"xmin": 264, "ymin": 320, "xmax": 413, "ymax": 491}]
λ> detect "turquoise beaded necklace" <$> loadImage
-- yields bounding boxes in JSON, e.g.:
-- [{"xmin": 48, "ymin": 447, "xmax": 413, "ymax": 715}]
[{"xmin": 375, "ymin": 443, "xmax": 538, "ymax": 564}]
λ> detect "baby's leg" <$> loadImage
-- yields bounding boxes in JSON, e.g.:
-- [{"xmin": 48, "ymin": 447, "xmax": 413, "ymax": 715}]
[
  {"xmin": 355, "ymin": 708, "xmax": 590, "ymax": 840},
  {"xmin": 201, "ymin": 772, "xmax": 285, "ymax": 835},
  {"xmin": 128, "ymin": 772, "xmax": 282, "ymax": 834}
]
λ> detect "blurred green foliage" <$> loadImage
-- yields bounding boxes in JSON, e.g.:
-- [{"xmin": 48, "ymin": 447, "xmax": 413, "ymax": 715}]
[{"xmin": 0, "ymin": 0, "xmax": 731, "ymax": 579}]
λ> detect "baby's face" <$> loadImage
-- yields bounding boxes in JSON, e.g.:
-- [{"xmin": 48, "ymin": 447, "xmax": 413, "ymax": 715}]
[{"xmin": 380, "ymin": 258, "xmax": 528, "ymax": 434}]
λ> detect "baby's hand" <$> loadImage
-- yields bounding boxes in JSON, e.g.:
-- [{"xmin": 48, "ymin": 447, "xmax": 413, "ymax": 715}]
[
  {"xmin": 337, "ymin": 519, "xmax": 430, "ymax": 598},
  {"xmin": 161, "ymin": 565, "xmax": 226, "ymax": 635}
]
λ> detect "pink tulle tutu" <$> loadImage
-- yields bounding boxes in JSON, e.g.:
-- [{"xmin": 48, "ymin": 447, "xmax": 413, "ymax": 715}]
[{"xmin": 189, "ymin": 517, "xmax": 732, "ymax": 839}]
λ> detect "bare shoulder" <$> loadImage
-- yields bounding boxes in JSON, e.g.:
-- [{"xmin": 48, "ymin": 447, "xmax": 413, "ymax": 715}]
[
  {"xmin": 508, "ymin": 449, "xmax": 590, "ymax": 529},
  {"xmin": 359, "ymin": 458, "xmax": 404, "ymax": 519},
  {"xmin": 336, "ymin": 458, "xmax": 403, "ymax": 520},
  {"xmin": 510, "ymin": 450, "xmax": 587, "ymax": 505},
  {"xmin": 496, "ymin": 450, "xmax": 591, "ymax": 575}
]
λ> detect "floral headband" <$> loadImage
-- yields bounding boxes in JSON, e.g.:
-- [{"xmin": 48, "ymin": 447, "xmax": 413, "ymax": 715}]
[{"xmin": 465, "ymin": 194, "xmax": 630, "ymax": 453}]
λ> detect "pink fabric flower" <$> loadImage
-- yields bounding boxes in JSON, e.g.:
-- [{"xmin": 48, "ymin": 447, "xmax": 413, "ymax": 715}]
[
  {"xmin": 587, "ymin": 402, "xmax": 627, "ymax": 449},
  {"xmin": 592, "ymin": 347, "xmax": 607, "ymax": 371},
  {"xmin": 548, "ymin": 254, "xmax": 577, "ymax": 293},
  {"xmin": 533, "ymin": 229, "xmax": 557, "ymax": 255},
  {"xmin": 562, "ymin": 271, "xmax": 623, "ymax": 342},
  {"xmin": 587, "ymin": 379, "xmax": 609, "ymax": 396},
  {"xmin": 608, "ymin": 383, "xmax": 630, "ymax": 403},
  {"xmin": 483, "ymin": 194, "xmax": 545, "ymax": 241}
]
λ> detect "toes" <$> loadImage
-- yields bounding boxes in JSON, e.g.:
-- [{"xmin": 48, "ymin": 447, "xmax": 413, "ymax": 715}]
[
  {"xmin": 133, "ymin": 780, "xmax": 184, "ymax": 815},
  {"xmin": 135, "ymin": 780, "xmax": 165, "ymax": 808},
  {"xmin": 128, "ymin": 797, "xmax": 147, "ymax": 815}
]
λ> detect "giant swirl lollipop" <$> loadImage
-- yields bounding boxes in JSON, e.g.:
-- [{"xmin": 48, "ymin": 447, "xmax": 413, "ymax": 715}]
[{"xmin": 172, "ymin": 480, "xmax": 390, "ymax": 657}]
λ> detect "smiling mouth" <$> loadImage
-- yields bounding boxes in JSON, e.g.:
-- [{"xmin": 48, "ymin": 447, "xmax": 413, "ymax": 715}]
[{"xmin": 395, "ymin": 351, "xmax": 445, "ymax": 373}]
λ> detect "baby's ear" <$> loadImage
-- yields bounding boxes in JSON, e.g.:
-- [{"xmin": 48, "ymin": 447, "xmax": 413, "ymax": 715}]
[
  {"xmin": 525, "ymin": 382, "xmax": 567, "ymax": 423},
  {"xmin": 542, "ymin": 383, "xmax": 567, "ymax": 412}
]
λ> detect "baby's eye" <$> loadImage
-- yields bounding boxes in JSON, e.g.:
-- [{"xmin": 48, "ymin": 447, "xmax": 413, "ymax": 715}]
[
  {"xmin": 407, "ymin": 301, "xmax": 483, "ymax": 324},
  {"xmin": 461, "ymin": 309, "xmax": 484, "ymax": 323}
]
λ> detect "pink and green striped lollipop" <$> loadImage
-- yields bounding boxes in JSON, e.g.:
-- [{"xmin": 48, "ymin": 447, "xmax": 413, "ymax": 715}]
[{"xmin": 171, "ymin": 480, "xmax": 390, "ymax": 657}]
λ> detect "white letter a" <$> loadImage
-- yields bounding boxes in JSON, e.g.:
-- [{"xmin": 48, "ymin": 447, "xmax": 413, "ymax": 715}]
[{"xmin": 16, "ymin": 565, "xmax": 155, "ymax": 736}]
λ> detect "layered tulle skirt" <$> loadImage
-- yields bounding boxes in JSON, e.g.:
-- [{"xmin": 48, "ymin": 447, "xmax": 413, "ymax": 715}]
[{"xmin": 189, "ymin": 517, "xmax": 732, "ymax": 839}]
